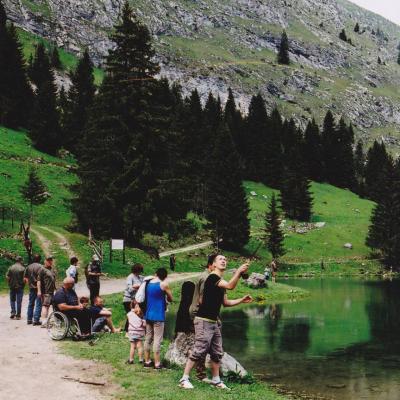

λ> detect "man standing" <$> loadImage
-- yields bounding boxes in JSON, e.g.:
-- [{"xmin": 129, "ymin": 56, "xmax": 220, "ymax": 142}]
[
  {"xmin": 25, "ymin": 254, "xmax": 43, "ymax": 325},
  {"xmin": 37, "ymin": 256, "xmax": 56, "ymax": 327},
  {"xmin": 179, "ymin": 254, "xmax": 252, "ymax": 390},
  {"xmin": 66, "ymin": 256, "xmax": 79, "ymax": 287},
  {"xmin": 6, "ymin": 256, "xmax": 25, "ymax": 320},
  {"xmin": 53, "ymin": 277, "xmax": 92, "ymax": 336},
  {"xmin": 86, "ymin": 255, "xmax": 105, "ymax": 305},
  {"xmin": 169, "ymin": 254, "xmax": 176, "ymax": 271}
]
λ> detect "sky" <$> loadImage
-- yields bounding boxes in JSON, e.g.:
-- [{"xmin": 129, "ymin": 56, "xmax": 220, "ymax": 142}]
[{"xmin": 349, "ymin": 0, "xmax": 400, "ymax": 26}]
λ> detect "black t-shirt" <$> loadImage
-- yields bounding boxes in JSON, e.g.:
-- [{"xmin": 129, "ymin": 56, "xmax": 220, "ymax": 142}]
[
  {"xmin": 197, "ymin": 274, "xmax": 225, "ymax": 321},
  {"xmin": 87, "ymin": 262, "xmax": 101, "ymax": 285},
  {"xmin": 53, "ymin": 287, "xmax": 78, "ymax": 311}
]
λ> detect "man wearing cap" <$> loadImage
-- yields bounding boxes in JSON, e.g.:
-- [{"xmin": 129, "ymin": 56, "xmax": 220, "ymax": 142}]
[
  {"xmin": 25, "ymin": 254, "xmax": 44, "ymax": 325},
  {"xmin": 6, "ymin": 256, "xmax": 25, "ymax": 320},
  {"xmin": 37, "ymin": 256, "xmax": 56, "ymax": 327},
  {"xmin": 86, "ymin": 254, "xmax": 105, "ymax": 305}
]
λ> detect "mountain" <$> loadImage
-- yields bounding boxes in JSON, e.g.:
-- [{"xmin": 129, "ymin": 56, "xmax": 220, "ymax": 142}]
[{"xmin": 3, "ymin": 0, "xmax": 400, "ymax": 150}]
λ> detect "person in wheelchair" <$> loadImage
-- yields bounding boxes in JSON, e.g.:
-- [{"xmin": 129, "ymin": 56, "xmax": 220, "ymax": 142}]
[
  {"xmin": 53, "ymin": 277, "xmax": 92, "ymax": 336},
  {"xmin": 89, "ymin": 296, "xmax": 121, "ymax": 333}
]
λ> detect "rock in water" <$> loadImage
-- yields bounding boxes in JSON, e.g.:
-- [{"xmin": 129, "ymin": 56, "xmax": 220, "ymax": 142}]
[
  {"xmin": 245, "ymin": 272, "xmax": 266, "ymax": 288},
  {"xmin": 165, "ymin": 332, "xmax": 248, "ymax": 376}
]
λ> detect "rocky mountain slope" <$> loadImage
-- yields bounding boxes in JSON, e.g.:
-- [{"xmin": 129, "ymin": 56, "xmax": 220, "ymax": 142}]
[{"xmin": 4, "ymin": 0, "xmax": 400, "ymax": 149}]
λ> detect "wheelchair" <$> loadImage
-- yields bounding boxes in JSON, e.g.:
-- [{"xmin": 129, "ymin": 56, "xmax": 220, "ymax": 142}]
[{"xmin": 46, "ymin": 311, "xmax": 92, "ymax": 341}]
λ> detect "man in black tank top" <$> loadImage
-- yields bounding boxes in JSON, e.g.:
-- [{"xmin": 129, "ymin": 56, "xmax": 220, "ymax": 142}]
[{"xmin": 179, "ymin": 254, "xmax": 252, "ymax": 390}]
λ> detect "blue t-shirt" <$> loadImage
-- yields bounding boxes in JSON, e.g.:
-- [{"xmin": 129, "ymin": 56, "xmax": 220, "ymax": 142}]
[
  {"xmin": 145, "ymin": 282, "xmax": 166, "ymax": 322},
  {"xmin": 89, "ymin": 305, "xmax": 102, "ymax": 321}
]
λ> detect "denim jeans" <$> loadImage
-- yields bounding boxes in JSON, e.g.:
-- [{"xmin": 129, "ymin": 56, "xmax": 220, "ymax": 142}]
[
  {"xmin": 10, "ymin": 288, "xmax": 24, "ymax": 316},
  {"xmin": 27, "ymin": 288, "xmax": 42, "ymax": 322}
]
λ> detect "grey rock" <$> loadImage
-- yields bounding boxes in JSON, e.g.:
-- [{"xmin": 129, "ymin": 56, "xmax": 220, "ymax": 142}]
[{"xmin": 245, "ymin": 272, "xmax": 266, "ymax": 288}]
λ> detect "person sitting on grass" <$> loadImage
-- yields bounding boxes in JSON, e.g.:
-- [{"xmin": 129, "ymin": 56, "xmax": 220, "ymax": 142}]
[
  {"xmin": 179, "ymin": 254, "xmax": 252, "ymax": 390},
  {"xmin": 89, "ymin": 296, "xmax": 121, "ymax": 333},
  {"xmin": 53, "ymin": 277, "xmax": 91, "ymax": 336},
  {"xmin": 127, "ymin": 301, "xmax": 146, "ymax": 364}
]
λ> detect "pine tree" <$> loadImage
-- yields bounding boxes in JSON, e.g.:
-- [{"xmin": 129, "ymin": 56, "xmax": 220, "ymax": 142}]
[
  {"xmin": 20, "ymin": 167, "xmax": 48, "ymax": 218},
  {"xmin": 365, "ymin": 141, "xmax": 392, "ymax": 202},
  {"xmin": 63, "ymin": 49, "xmax": 96, "ymax": 154},
  {"xmin": 354, "ymin": 23, "xmax": 360, "ymax": 33},
  {"xmin": 29, "ymin": 43, "xmax": 62, "ymax": 154},
  {"xmin": 303, "ymin": 119, "xmax": 324, "ymax": 181},
  {"xmin": 206, "ymin": 122, "xmax": 250, "ymax": 250},
  {"xmin": 378, "ymin": 56, "xmax": 382, "ymax": 65},
  {"xmin": 354, "ymin": 140, "xmax": 366, "ymax": 195},
  {"xmin": 224, "ymin": 88, "xmax": 244, "ymax": 156},
  {"xmin": 50, "ymin": 46, "xmax": 62, "ymax": 70},
  {"xmin": 397, "ymin": 50, "xmax": 400, "ymax": 65},
  {"xmin": 0, "ymin": 6, "xmax": 33, "ymax": 129},
  {"xmin": 339, "ymin": 29, "xmax": 348, "ymax": 42},
  {"xmin": 264, "ymin": 194, "xmax": 286, "ymax": 259},
  {"xmin": 244, "ymin": 94, "xmax": 268, "ymax": 181},
  {"xmin": 277, "ymin": 30, "xmax": 290, "ymax": 65},
  {"xmin": 321, "ymin": 110, "xmax": 337, "ymax": 183}
]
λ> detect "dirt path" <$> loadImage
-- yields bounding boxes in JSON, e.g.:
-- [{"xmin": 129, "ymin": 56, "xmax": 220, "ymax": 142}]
[
  {"xmin": 0, "ymin": 270, "xmax": 199, "ymax": 399},
  {"xmin": 38, "ymin": 226, "xmax": 76, "ymax": 259},
  {"xmin": 30, "ymin": 227, "xmax": 53, "ymax": 257},
  {"xmin": 159, "ymin": 240, "xmax": 213, "ymax": 257},
  {"xmin": 0, "ymin": 295, "xmax": 114, "ymax": 399}
]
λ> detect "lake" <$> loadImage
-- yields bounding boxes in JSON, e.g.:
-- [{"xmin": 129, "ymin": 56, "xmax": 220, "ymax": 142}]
[{"xmin": 220, "ymin": 278, "xmax": 400, "ymax": 399}]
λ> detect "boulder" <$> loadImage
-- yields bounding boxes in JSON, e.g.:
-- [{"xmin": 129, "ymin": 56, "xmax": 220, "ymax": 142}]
[
  {"xmin": 245, "ymin": 272, "xmax": 266, "ymax": 288},
  {"xmin": 165, "ymin": 332, "xmax": 247, "ymax": 376},
  {"xmin": 344, "ymin": 243, "xmax": 353, "ymax": 249}
]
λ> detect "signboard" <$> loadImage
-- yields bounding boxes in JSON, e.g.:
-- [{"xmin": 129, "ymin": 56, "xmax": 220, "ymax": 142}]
[{"xmin": 111, "ymin": 239, "xmax": 124, "ymax": 250}]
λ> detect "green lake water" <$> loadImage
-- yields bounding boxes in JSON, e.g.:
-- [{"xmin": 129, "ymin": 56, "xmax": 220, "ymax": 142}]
[{"xmin": 220, "ymin": 278, "xmax": 400, "ymax": 399}]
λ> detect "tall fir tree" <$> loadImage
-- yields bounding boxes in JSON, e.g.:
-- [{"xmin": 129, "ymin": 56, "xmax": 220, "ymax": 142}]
[
  {"xmin": 321, "ymin": 110, "xmax": 337, "ymax": 183},
  {"xmin": 277, "ymin": 30, "xmax": 290, "ymax": 65},
  {"xmin": 0, "ymin": 5, "xmax": 33, "ymax": 129},
  {"xmin": 364, "ymin": 140, "xmax": 392, "ymax": 202},
  {"xmin": 29, "ymin": 43, "xmax": 62, "ymax": 154},
  {"xmin": 339, "ymin": 29, "xmax": 348, "ymax": 42},
  {"xmin": 63, "ymin": 49, "xmax": 96, "ymax": 154},
  {"xmin": 354, "ymin": 23, "xmax": 360, "ymax": 33},
  {"xmin": 397, "ymin": 49, "xmax": 400, "ymax": 66},
  {"xmin": 206, "ymin": 122, "xmax": 250, "ymax": 250},
  {"xmin": 244, "ymin": 93, "xmax": 268, "ymax": 181},
  {"xmin": 303, "ymin": 118, "xmax": 324, "ymax": 181},
  {"xmin": 263, "ymin": 194, "xmax": 286, "ymax": 259},
  {"xmin": 20, "ymin": 167, "xmax": 48, "ymax": 217},
  {"xmin": 354, "ymin": 140, "xmax": 366, "ymax": 196},
  {"xmin": 50, "ymin": 46, "xmax": 62, "ymax": 70},
  {"xmin": 224, "ymin": 88, "xmax": 244, "ymax": 157}
]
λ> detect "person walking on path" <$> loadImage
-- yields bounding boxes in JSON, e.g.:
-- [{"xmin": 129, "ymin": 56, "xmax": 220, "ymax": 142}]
[
  {"xmin": 86, "ymin": 255, "xmax": 105, "ymax": 304},
  {"xmin": 6, "ymin": 256, "xmax": 25, "ymax": 320},
  {"xmin": 25, "ymin": 254, "xmax": 44, "ymax": 325},
  {"xmin": 270, "ymin": 259, "xmax": 278, "ymax": 283},
  {"xmin": 143, "ymin": 267, "xmax": 173, "ymax": 369},
  {"xmin": 179, "ymin": 254, "xmax": 252, "ymax": 390},
  {"xmin": 66, "ymin": 256, "xmax": 79, "ymax": 287},
  {"xmin": 127, "ymin": 302, "xmax": 146, "ymax": 364},
  {"xmin": 122, "ymin": 263, "xmax": 144, "ymax": 331},
  {"xmin": 37, "ymin": 256, "xmax": 56, "ymax": 327},
  {"xmin": 169, "ymin": 254, "xmax": 176, "ymax": 271}
]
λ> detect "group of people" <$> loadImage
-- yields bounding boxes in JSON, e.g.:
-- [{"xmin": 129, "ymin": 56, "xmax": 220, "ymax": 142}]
[
  {"xmin": 7, "ymin": 250, "xmax": 253, "ymax": 391},
  {"xmin": 5, "ymin": 253, "xmax": 119, "ymax": 336}
]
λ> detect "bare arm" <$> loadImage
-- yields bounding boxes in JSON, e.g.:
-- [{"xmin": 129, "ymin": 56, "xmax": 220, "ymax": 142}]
[
  {"xmin": 37, "ymin": 279, "xmax": 42, "ymax": 296},
  {"xmin": 99, "ymin": 309, "xmax": 112, "ymax": 317},
  {"xmin": 217, "ymin": 264, "xmax": 249, "ymax": 290},
  {"xmin": 57, "ymin": 303, "xmax": 82, "ymax": 311},
  {"xmin": 223, "ymin": 294, "xmax": 253, "ymax": 307},
  {"xmin": 161, "ymin": 282, "xmax": 173, "ymax": 302}
]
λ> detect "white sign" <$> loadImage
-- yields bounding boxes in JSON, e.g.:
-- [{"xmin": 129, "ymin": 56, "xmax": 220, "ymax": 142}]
[{"xmin": 111, "ymin": 239, "xmax": 124, "ymax": 250}]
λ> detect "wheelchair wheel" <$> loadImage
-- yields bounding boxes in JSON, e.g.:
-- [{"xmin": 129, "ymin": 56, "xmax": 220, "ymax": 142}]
[{"xmin": 47, "ymin": 312, "xmax": 70, "ymax": 340}]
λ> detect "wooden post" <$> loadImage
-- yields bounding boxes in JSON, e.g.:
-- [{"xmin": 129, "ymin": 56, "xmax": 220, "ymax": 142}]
[
  {"xmin": 123, "ymin": 240, "xmax": 126, "ymax": 264},
  {"xmin": 109, "ymin": 239, "xmax": 112, "ymax": 263}
]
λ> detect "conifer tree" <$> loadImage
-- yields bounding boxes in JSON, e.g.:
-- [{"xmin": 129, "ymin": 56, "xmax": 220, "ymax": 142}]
[
  {"xmin": 20, "ymin": 167, "xmax": 48, "ymax": 218},
  {"xmin": 303, "ymin": 119, "xmax": 324, "ymax": 181},
  {"xmin": 397, "ymin": 50, "xmax": 400, "ymax": 65},
  {"xmin": 0, "ymin": 5, "xmax": 33, "ymax": 129},
  {"xmin": 244, "ymin": 94, "xmax": 268, "ymax": 181},
  {"xmin": 354, "ymin": 23, "xmax": 360, "ymax": 33},
  {"xmin": 365, "ymin": 141, "xmax": 392, "ymax": 202},
  {"xmin": 321, "ymin": 110, "xmax": 337, "ymax": 183},
  {"xmin": 264, "ymin": 194, "xmax": 286, "ymax": 259},
  {"xmin": 29, "ymin": 43, "xmax": 52, "ymax": 89},
  {"xmin": 50, "ymin": 46, "xmax": 62, "ymax": 70},
  {"xmin": 206, "ymin": 122, "xmax": 250, "ymax": 250},
  {"xmin": 224, "ymin": 88, "xmax": 244, "ymax": 156},
  {"xmin": 63, "ymin": 49, "xmax": 95, "ymax": 154},
  {"xmin": 339, "ymin": 29, "xmax": 348, "ymax": 42},
  {"xmin": 354, "ymin": 140, "xmax": 366, "ymax": 195},
  {"xmin": 277, "ymin": 30, "xmax": 290, "ymax": 65}
]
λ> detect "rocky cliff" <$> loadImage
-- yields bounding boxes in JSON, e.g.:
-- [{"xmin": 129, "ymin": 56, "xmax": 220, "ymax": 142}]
[{"xmin": 4, "ymin": 0, "xmax": 400, "ymax": 149}]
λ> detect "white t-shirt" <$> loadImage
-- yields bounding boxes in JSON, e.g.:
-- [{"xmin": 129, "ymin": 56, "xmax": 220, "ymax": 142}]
[{"xmin": 66, "ymin": 265, "xmax": 77, "ymax": 280}]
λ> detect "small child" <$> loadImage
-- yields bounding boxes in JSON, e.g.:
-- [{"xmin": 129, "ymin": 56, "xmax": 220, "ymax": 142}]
[
  {"xmin": 80, "ymin": 296, "xmax": 90, "ymax": 308},
  {"xmin": 127, "ymin": 301, "xmax": 146, "ymax": 364}
]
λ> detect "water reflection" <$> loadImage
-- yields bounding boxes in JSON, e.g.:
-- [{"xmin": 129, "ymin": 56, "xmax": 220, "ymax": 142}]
[{"xmin": 220, "ymin": 278, "xmax": 400, "ymax": 400}]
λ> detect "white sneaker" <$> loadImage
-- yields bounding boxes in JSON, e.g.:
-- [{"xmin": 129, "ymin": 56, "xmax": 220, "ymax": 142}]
[
  {"xmin": 179, "ymin": 378, "xmax": 194, "ymax": 389},
  {"xmin": 211, "ymin": 380, "xmax": 230, "ymax": 390}
]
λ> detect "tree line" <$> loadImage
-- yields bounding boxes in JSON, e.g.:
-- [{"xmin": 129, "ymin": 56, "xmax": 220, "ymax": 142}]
[{"xmin": 1, "ymin": 0, "xmax": 396, "ymax": 263}]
